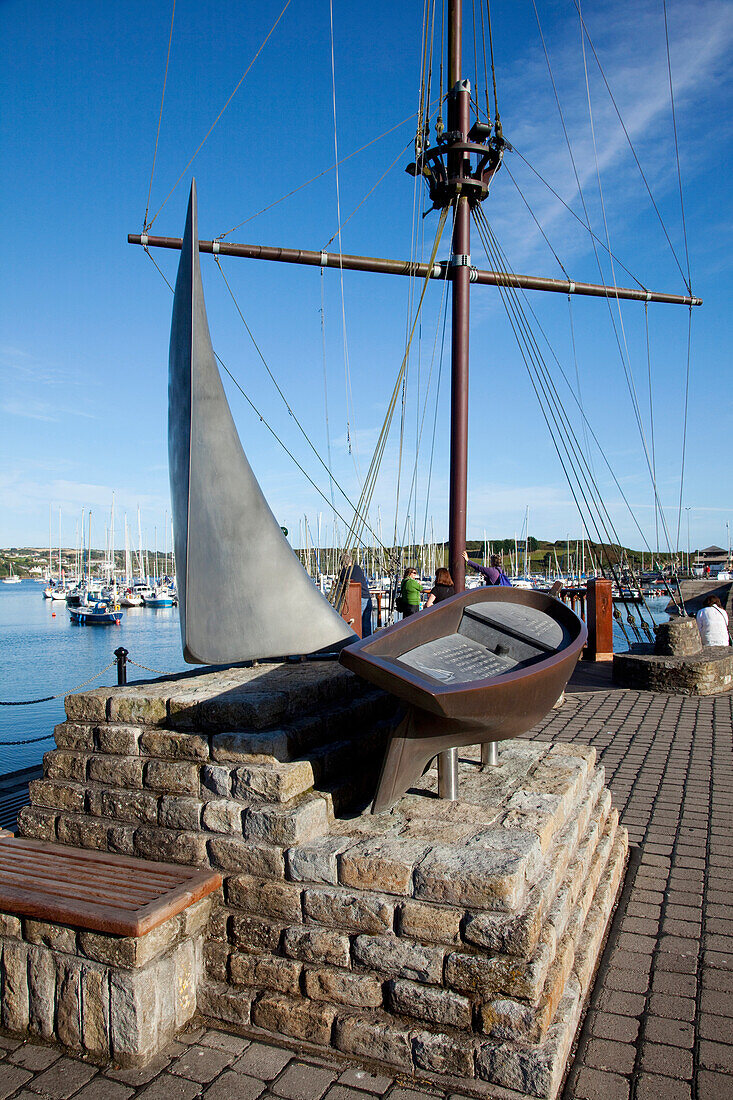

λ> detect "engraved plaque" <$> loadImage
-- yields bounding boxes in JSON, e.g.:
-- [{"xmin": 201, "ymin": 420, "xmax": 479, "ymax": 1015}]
[
  {"xmin": 396, "ymin": 634, "xmax": 516, "ymax": 684},
  {"xmin": 467, "ymin": 601, "xmax": 565, "ymax": 649}
]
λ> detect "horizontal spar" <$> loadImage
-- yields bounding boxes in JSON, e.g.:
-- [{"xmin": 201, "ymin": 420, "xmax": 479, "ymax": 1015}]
[{"xmin": 128, "ymin": 233, "xmax": 702, "ymax": 307}]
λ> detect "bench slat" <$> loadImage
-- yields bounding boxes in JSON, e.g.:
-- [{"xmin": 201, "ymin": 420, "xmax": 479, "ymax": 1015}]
[
  {"xmin": 0, "ymin": 869, "xmax": 145, "ymax": 911},
  {"xmin": 4, "ymin": 839, "xmax": 189, "ymax": 884},
  {"xmin": 0, "ymin": 837, "xmax": 221, "ymax": 937},
  {"xmin": 0, "ymin": 853, "xmax": 174, "ymax": 901}
]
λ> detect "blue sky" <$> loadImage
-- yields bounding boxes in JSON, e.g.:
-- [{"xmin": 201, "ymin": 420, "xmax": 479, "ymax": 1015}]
[{"xmin": 1, "ymin": 0, "xmax": 731, "ymax": 559}]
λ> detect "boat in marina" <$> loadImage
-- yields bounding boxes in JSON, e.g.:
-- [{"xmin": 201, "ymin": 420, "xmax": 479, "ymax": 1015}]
[
  {"xmin": 68, "ymin": 601, "xmax": 123, "ymax": 626},
  {"xmin": 131, "ymin": 0, "xmax": 701, "ymax": 810},
  {"xmin": 143, "ymin": 586, "xmax": 176, "ymax": 608},
  {"xmin": 2, "ymin": 562, "xmax": 22, "ymax": 585}
]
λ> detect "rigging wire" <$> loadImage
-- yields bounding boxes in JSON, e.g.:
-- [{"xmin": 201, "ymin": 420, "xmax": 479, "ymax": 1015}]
[
  {"xmin": 567, "ymin": 294, "xmax": 594, "ymax": 480},
  {"xmin": 485, "ymin": 0, "xmax": 500, "ymax": 125},
  {"xmin": 216, "ymin": 115, "xmax": 416, "ymax": 239},
  {"xmin": 398, "ymin": 247, "xmax": 452, "ymax": 566},
  {"xmin": 576, "ymin": 0, "xmax": 675, "ymax": 561},
  {"xmin": 573, "ymin": 0, "xmax": 691, "ymax": 293},
  {"xmin": 644, "ymin": 302, "xmax": 659, "ymax": 554},
  {"xmin": 340, "ymin": 206, "xmax": 450, "ymax": 585},
  {"xmin": 532, "ymin": 0, "xmax": 675, "ymax": 559},
  {"xmin": 143, "ymin": 0, "xmax": 176, "ymax": 232},
  {"xmin": 320, "ymin": 270, "xmax": 337, "ymax": 521},
  {"xmin": 213, "ymin": 254, "xmax": 377, "ymax": 539},
  {"xmin": 662, "ymin": 0, "xmax": 692, "ymax": 290},
  {"xmin": 141, "ymin": 245, "xmax": 387, "ymax": 554},
  {"xmin": 146, "ymin": 0, "xmax": 292, "ymax": 231},
  {"xmin": 502, "ymin": 162, "xmax": 570, "ymax": 278},
  {"xmin": 510, "ymin": 148, "xmax": 645, "ymax": 289},
  {"xmin": 473, "ymin": 208, "xmax": 667, "ymax": 627},
  {"xmin": 328, "ymin": 0, "xmax": 360, "ymax": 481},
  {"xmin": 322, "ymin": 139, "xmax": 414, "ymax": 248},
  {"xmin": 478, "ymin": 0, "xmax": 491, "ymax": 124},
  {"xmin": 675, "ymin": 307, "xmax": 693, "ymax": 556},
  {"xmin": 421, "ymin": 295, "xmax": 450, "ymax": 551},
  {"xmin": 393, "ymin": 5, "xmax": 435, "ymax": 553}
]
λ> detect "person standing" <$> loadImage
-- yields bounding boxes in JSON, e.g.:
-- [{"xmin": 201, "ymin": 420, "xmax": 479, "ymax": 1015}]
[
  {"xmin": 696, "ymin": 595, "xmax": 730, "ymax": 646},
  {"xmin": 399, "ymin": 567, "xmax": 422, "ymax": 616},
  {"xmin": 337, "ymin": 552, "xmax": 373, "ymax": 637},
  {"xmin": 425, "ymin": 567, "xmax": 455, "ymax": 607},
  {"xmin": 462, "ymin": 549, "xmax": 510, "ymax": 586}
]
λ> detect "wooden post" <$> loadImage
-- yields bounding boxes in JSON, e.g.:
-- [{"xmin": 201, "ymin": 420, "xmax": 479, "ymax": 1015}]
[
  {"xmin": 339, "ymin": 581, "xmax": 363, "ymax": 638},
  {"xmin": 585, "ymin": 578, "xmax": 613, "ymax": 661}
]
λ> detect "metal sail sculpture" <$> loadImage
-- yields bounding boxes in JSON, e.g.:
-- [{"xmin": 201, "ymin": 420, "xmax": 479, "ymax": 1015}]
[{"xmin": 168, "ymin": 180, "xmax": 356, "ymax": 664}]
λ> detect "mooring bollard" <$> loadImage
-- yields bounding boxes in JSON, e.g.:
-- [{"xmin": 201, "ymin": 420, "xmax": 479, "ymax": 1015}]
[{"xmin": 114, "ymin": 647, "xmax": 129, "ymax": 686}]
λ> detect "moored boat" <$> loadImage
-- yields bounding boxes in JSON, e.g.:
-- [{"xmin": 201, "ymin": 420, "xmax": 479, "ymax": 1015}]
[{"xmin": 69, "ymin": 601, "xmax": 123, "ymax": 626}]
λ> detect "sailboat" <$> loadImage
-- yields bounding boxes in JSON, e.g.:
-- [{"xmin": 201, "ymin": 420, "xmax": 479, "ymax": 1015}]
[
  {"xmin": 2, "ymin": 561, "xmax": 22, "ymax": 584},
  {"xmin": 131, "ymin": 0, "xmax": 700, "ymax": 811}
]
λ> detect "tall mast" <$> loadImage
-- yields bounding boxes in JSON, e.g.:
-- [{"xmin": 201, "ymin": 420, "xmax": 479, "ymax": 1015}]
[{"xmin": 447, "ymin": 0, "xmax": 470, "ymax": 594}]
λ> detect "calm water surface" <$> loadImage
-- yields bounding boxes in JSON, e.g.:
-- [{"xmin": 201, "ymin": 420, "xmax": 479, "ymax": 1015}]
[
  {"xmin": 0, "ymin": 582, "xmax": 189, "ymax": 775},
  {"xmin": 0, "ymin": 582, "xmax": 670, "ymax": 778}
]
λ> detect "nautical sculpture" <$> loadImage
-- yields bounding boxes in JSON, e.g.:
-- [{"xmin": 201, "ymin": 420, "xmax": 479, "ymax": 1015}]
[
  {"xmin": 168, "ymin": 181, "xmax": 356, "ymax": 664},
  {"xmin": 340, "ymin": 587, "xmax": 586, "ymax": 811}
]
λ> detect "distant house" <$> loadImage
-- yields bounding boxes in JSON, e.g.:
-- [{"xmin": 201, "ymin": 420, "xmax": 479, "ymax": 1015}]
[{"xmin": 693, "ymin": 545, "xmax": 728, "ymax": 573}]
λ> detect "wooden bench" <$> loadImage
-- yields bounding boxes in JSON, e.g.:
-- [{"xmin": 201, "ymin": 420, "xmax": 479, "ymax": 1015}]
[{"xmin": 0, "ymin": 836, "xmax": 222, "ymax": 1065}]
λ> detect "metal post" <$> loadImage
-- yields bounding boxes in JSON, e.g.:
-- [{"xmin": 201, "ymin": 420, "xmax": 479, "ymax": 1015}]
[
  {"xmin": 481, "ymin": 741, "xmax": 498, "ymax": 766},
  {"xmin": 114, "ymin": 647, "xmax": 128, "ymax": 686},
  {"xmin": 438, "ymin": 747, "xmax": 458, "ymax": 799}
]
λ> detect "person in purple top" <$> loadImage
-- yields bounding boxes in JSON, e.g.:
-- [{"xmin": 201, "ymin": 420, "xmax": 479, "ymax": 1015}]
[{"xmin": 463, "ymin": 549, "xmax": 504, "ymax": 585}]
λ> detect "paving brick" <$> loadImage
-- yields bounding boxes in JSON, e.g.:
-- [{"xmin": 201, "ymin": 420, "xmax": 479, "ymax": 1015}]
[
  {"xmin": 271, "ymin": 1063, "xmax": 338, "ymax": 1100},
  {"xmin": 696, "ymin": 1068, "xmax": 733, "ymax": 1100},
  {"xmin": 698, "ymin": 1039, "xmax": 733, "ymax": 1074},
  {"xmin": 136, "ymin": 1075, "xmax": 203, "ymax": 1100},
  {"xmin": 587, "ymin": 1011, "xmax": 639, "ymax": 1044},
  {"xmin": 7, "ymin": 1045, "xmax": 61, "ymax": 1071},
  {"xmin": 25, "ymin": 1057, "xmax": 98, "ymax": 1098},
  {"xmin": 336, "ymin": 1067, "xmax": 394, "ymax": 1093},
  {"xmin": 0, "ymin": 1064, "xmax": 33, "ymax": 1100},
  {"xmin": 72, "ymin": 1080, "xmax": 135, "ymax": 1100},
  {"xmin": 235, "ymin": 1043, "xmax": 293, "ymax": 1081},
  {"xmin": 170, "ymin": 1044, "xmax": 234, "ymax": 1084},
  {"xmin": 572, "ymin": 1066, "xmax": 630, "ymax": 1100},
  {"xmin": 634, "ymin": 1076, "xmax": 691, "ymax": 1100},
  {"xmin": 199, "ymin": 1030, "xmax": 250, "ymax": 1055},
  {"xmin": 646, "ymin": 993, "xmax": 696, "ymax": 1022},
  {"xmin": 584, "ymin": 1038, "xmax": 636, "ymax": 1075},
  {"xmin": 640, "ymin": 1042, "xmax": 693, "ymax": 1079},
  {"xmin": 203, "ymin": 1070, "xmax": 266, "ymax": 1100},
  {"xmin": 643, "ymin": 1016, "xmax": 694, "ymax": 1048}
]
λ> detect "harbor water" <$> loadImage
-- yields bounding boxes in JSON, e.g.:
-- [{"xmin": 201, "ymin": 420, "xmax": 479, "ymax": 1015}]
[{"xmin": 0, "ymin": 581, "xmax": 670, "ymax": 778}]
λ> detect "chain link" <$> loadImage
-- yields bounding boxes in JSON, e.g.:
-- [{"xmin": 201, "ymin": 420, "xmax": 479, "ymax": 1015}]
[{"xmin": 127, "ymin": 659, "xmax": 170, "ymax": 677}]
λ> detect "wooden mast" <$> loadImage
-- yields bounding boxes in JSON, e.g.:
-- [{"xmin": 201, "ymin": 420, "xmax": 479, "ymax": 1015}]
[{"xmin": 447, "ymin": 0, "xmax": 470, "ymax": 597}]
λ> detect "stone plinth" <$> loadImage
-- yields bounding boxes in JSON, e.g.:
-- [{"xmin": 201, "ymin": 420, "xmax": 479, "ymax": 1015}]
[
  {"xmin": 15, "ymin": 662, "xmax": 626, "ymax": 1098},
  {"xmin": 0, "ymin": 897, "xmax": 212, "ymax": 1065},
  {"xmin": 654, "ymin": 617, "xmax": 702, "ymax": 656},
  {"xmin": 614, "ymin": 644, "xmax": 733, "ymax": 695}
]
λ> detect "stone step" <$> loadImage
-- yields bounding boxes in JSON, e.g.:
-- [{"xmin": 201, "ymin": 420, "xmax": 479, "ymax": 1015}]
[{"xmin": 64, "ymin": 662, "xmax": 377, "ymax": 732}]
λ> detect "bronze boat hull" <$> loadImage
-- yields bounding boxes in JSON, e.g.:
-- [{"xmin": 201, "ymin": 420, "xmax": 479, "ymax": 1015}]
[{"xmin": 340, "ymin": 587, "xmax": 586, "ymax": 811}]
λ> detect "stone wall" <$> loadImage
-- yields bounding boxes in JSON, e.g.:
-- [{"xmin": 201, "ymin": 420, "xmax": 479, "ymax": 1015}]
[
  {"xmin": 0, "ymin": 899, "xmax": 211, "ymax": 1065},
  {"xmin": 15, "ymin": 662, "xmax": 627, "ymax": 1099},
  {"xmin": 614, "ymin": 646, "xmax": 733, "ymax": 695}
]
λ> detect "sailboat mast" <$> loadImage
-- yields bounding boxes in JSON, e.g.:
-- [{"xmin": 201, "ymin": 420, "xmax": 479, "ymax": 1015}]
[{"xmin": 447, "ymin": 0, "xmax": 470, "ymax": 594}]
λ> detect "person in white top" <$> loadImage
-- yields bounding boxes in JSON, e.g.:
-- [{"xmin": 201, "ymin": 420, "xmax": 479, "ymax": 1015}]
[{"xmin": 696, "ymin": 596, "xmax": 730, "ymax": 646}]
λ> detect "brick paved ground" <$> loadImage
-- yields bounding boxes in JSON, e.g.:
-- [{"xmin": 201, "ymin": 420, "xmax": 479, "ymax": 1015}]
[{"xmin": 1, "ymin": 671, "xmax": 731, "ymax": 1100}]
